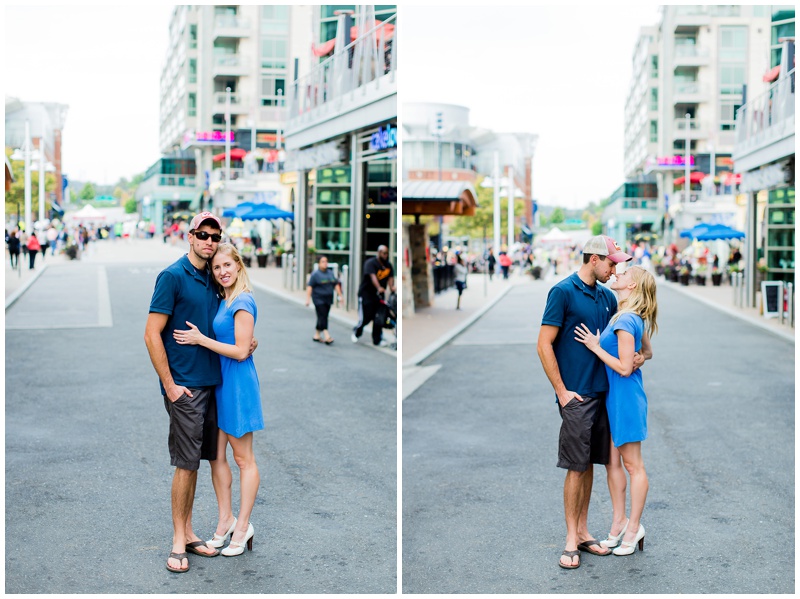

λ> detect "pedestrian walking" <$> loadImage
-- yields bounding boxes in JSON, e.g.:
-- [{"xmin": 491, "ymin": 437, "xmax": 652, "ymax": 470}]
[
  {"xmin": 7, "ymin": 229, "xmax": 20, "ymax": 269},
  {"xmin": 144, "ymin": 212, "xmax": 256, "ymax": 574},
  {"xmin": 574, "ymin": 265, "xmax": 657, "ymax": 556},
  {"xmin": 306, "ymin": 255, "xmax": 343, "ymax": 344},
  {"xmin": 454, "ymin": 254, "xmax": 467, "ymax": 310},
  {"xmin": 26, "ymin": 232, "xmax": 41, "ymax": 270},
  {"xmin": 173, "ymin": 242, "xmax": 264, "ymax": 559},
  {"xmin": 499, "ymin": 251, "xmax": 512, "ymax": 279},
  {"xmin": 536, "ymin": 235, "xmax": 647, "ymax": 570},
  {"xmin": 486, "ymin": 248, "xmax": 497, "ymax": 280},
  {"xmin": 352, "ymin": 245, "xmax": 395, "ymax": 347},
  {"xmin": 47, "ymin": 225, "xmax": 58, "ymax": 256}
]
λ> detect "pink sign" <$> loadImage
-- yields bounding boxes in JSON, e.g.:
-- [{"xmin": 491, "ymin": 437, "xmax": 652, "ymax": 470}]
[
  {"xmin": 657, "ymin": 155, "xmax": 694, "ymax": 167},
  {"xmin": 183, "ymin": 131, "xmax": 235, "ymax": 144}
]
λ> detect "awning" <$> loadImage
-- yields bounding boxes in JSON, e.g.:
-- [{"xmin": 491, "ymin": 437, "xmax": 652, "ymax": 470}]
[
  {"xmin": 763, "ymin": 65, "xmax": 781, "ymax": 83},
  {"xmin": 402, "ymin": 180, "xmax": 478, "ymax": 216},
  {"xmin": 673, "ymin": 171, "xmax": 707, "ymax": 186},
  {"xmin": 212, "ymin": 148, "xmax": 247, "ymax": 162},
  {"xmin": 311, "ymin": 20, "xmax": 396, "ymax": 57},
  {"xmin": 679, "ymin": 223, "xmax": 745, "ymax": 241},
  {"xmin": 722, "ymin": 172, "xmax": 742, "ymax": 186}
]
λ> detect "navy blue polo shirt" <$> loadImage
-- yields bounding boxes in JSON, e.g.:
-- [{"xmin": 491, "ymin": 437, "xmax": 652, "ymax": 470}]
[
  {"xmin": 149, "ymin": 254, "xmax": 222, "ymax": 393},
  {"xmin": 541, "ymin": 272, "xmax": 618, "ymax": 401}
]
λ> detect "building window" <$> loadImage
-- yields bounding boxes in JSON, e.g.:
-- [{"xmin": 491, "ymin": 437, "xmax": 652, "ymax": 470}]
[
  {"xmin": 188, "ymin": 93, "xmax": 196, "ymax": 117},
  {"xmin": 261, "ymin": 38, "xmax": 288, "ymax": 70},
  {"xmin": 650, "ymin": 55, "xmax": 658, "ymax": 78},
  {"xmin": 189, "ymin": 24, "xmax": 197, "ymax": 49},
  {"xmin": 649, "ymin": 120, "xmax": 658, "ymax": 143},
  {"xmin": 261, "ymin": 77, "xmax": 286, "ymax": 106},
  {"xmin": 719, "ymin": 26, "xmax": 747, "ymax": 62},
  {"xmin": 649, "ymin": 88, "xmax": 658, "ymax": 111},
  {"xmin": 189, "ymin": 59, "xmax": 197, "ymax": 84}
]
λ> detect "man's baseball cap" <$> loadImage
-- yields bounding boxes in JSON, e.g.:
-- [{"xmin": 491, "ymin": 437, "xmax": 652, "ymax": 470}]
[
  {"xmin": 583, "ymin": 235, "xmax": 632, "ymax": 263},
  {"xmin": 189, "ymin": 211, "xmax": 222, "ymax": 232}
]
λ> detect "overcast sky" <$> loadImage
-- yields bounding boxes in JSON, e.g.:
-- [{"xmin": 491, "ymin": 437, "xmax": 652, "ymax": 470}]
[
  {"xmin": 402, "ymin": 4, "xmax": 663, "ymax": 210},
  {"xmin": 5, "ymin": 4, "xmax": 173, "ymax": 186}
]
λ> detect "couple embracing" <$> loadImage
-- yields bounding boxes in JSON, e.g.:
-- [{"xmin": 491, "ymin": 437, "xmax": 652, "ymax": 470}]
[
  {"xmin": 144, "ymin": 212, "xmax": 264, "ymax": 573},
  {"xmin": 538, "ymin": 235, "xmax": 659, "ymax": 569}
]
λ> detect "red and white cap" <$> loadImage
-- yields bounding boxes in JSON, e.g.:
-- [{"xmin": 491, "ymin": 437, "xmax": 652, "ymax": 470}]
[
  {"xmin": 189, "ymin": 211, "xmax": 222, "ymax": 231},
  {"xmin": 583, "ymin": 235, "xmax": 632, "ymax": 263}
]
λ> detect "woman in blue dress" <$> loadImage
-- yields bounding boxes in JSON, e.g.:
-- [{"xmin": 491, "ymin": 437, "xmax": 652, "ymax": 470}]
[
  {"xmin": 174, "ymin": 243, "xmax": 264, "ymax": 557},
  {"xmin": 574, "ymin": 265, "xmax": 658, "ymax": 556}
]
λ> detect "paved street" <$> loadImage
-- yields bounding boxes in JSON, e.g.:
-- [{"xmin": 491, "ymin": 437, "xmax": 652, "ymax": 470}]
[
  {"xmin": 402, "ymin": 279, "xmax": 794, "ymax": 593},
  {"xmin": 6, "ymin": 251, "xmax": 397, "ymax": 593}
]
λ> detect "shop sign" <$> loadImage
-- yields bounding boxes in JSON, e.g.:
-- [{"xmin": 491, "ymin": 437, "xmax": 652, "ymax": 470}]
[
  {"xmin": 183, "ymin": 130, "xmax": 235, "ymax": 146},
  {"xmin": 644, "ymin": 155, "xmax": 694, "ymax": 172},
  {"xmin": 739, "ymin": 162, "xmax": 788, "ymax": 192},
  {"xmin": 284, "ymin": 140, "xmax": 347, "ymax": 171},
  {"xmin": 369, "ymin": 124, "xmax": 397, "ymax": 152}
]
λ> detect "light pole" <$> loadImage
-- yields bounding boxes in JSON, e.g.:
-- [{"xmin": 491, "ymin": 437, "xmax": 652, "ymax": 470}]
[
  {"xmin": 684, "ymin": 113, "xmax": 691, "ymax": 204},
  {"xmin": 225, "ymin": 87, "xmax": 232, "ymax": 184},
  {"xmin": 507, "ymin": 166, "xmax": 514, "ymax": 249},
  {"xmin": 39, "ymin": 118, "xmax": 46, "ymax": 224},
  {"xmin": 493, "ymin": 152, "xmax": 500, "ymax": 256},
  {"xmin": 23, "ymin": 121, "xmax": 32, "ymax": 232}
]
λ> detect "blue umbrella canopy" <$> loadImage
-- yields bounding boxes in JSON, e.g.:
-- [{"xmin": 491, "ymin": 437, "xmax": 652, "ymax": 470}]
[
  {"xmin": 679, "ymin": 223, "xmax": 738, "ymax": 239},
  {"xmin": 695, "ymin": 225, "xmax": 745, "ymax": 241},
  {"xmin": 239, "ymin": 204, "xmax": 294, "ymax": 221},
  {"xmin": 222, "ymin": 202, "xmax": 257, "ymax": 218}
]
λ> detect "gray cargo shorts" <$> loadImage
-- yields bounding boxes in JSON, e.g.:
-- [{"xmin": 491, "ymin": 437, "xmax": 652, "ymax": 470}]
[{"xmin": 163, "ymin": 387, "xmax": 218, "ymax": 471}]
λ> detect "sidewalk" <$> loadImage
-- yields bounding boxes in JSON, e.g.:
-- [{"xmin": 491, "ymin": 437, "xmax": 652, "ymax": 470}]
[{"xmin": 402, "ymin": 265, "xmax": 795, "ymax": 368}]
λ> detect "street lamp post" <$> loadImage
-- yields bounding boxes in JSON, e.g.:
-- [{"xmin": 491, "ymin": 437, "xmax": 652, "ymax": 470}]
[
  {"xmin": 24, "ymin": 121, "xmax": 32, "ymax": 232},
  {"xmin": 685, "ymin": 113, "xmax": 691, "ymax": 204},
  {"xmin": 39, "ymin": 118, "xmax": 46, "ymax": 224},
  {"xmin": 493, "ymin": 152, "xmax": 500, "ymax": 256},
  {"xmin": 507, "ymin": 166, "xmax": 514, "ymax": 249},
  {"xmin": 225, "ymin": 87, "xmax": 232, "ymax": 184}
]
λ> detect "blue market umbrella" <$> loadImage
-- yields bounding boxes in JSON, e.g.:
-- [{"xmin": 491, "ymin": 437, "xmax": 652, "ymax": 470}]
[
  {"xmin": 679, "ymin": 223, "xmax": 735, "ymax": 239},
  {"xmin": 695, "ymin": 225, "xmax": 745, "ymax": 241},
  {"xmin": 222, "ymin": 202, "xmax": 257, "ymax": 218},
  {"xmin": 240, "ymin": 204, "xmax": 294, "ymax": 221}
]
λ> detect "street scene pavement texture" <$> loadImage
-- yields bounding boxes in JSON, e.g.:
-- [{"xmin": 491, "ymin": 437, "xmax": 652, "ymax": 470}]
[
  {"xmin": 403, "ymin": 279, "xmax": 794, "ymax": 593},
  {"xmin": 5, "ymin": 243, "xmax": 397, "ymax": 593}
]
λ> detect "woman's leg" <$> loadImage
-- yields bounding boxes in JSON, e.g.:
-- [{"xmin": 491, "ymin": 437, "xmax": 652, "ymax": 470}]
[
  {"xmin": 314, "ymin": 303, "xmax": 325, "ymax": 339},
  {"xmin": 228, "ymin": 432, "xmax": 260, "ymax": 543},
  {"xmin": 617, "ymin": 441, "xmax": 648, "ymax": 541},
  {"xmin": 319, "ymin": 303, "xmax": 332, "ymax": 340},
  {"xmin": 604, "ymin": 438, "xmax": 628, "ymax": 536},
  {"xmin": 209, "ymin": 429, "xmax": 235, "ymax": 536}
]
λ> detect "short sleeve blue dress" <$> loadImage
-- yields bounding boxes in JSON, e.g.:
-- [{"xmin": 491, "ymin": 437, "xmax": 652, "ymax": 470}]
[
  {"xmin": 213, "ymin": 292, "xmax": 264, "ymax": 438},
  {"xmin": 598, "ymin": 312, "xmax": 647, "ymax": 447}
]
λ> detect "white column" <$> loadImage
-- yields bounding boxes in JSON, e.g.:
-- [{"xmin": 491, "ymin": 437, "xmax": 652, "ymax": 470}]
[
  {"xmin": 24, "ymin": 121, "xmax": 32, "ymax": 232},
  {"xmin": 493, "ymin": 152, "xmax": 500, "ymax": 255},
  {"xmin": 507, "ymin": 165, "xmax": 514, "ymax": 247},
  {"xmin": 225, "ymin": 87, "xmax": 231, "ymax": 183},
  {"xmin": 39, "ymin": 119, "xmax": 46, "ymax": 223}
]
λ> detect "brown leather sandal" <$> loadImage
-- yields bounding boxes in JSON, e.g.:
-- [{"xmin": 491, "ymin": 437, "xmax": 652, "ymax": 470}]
[
  {"xmin": 166, "ymin": 552, "xmax": 189, "ymax": 573},
  {"xmin": 559, "ymin": 549, "xmax": 580, "ymax": 569},
  {"xmin": 186, "ymin": 540, "xmax": 220, "ymax": 557}
]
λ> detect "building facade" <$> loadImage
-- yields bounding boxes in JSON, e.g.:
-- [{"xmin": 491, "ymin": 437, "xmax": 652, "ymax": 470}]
[
  {"xmin": 283, "ymin": 6, "xmax": 397, "ymax": 305},
  {"xmin": 733, "ymin": 6, "xmax": 795, "ymax": 308},
  {"xmin": 623, "ymin": 5, "xmax": 771, "ymax": 244}
]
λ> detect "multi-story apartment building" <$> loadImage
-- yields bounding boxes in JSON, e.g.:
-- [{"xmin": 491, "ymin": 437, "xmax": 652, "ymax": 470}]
[
  {"xmin": 148, "ymin": 5, "xmax": 313, "ymax": 238},
  {"xmin": 623, "ymin": 5, "xmax": 771, "ymax": 244},
  {"xmin": 283, "ymin": 5, "xmax": 397, "ymax": 305},
  {"xmin": 733, "ymin": 6, "xmax": 794, "ymax": 308}
]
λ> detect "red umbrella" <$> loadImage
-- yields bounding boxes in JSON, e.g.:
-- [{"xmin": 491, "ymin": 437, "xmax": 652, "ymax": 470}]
[
  {"xmin": 212, "ymin": 148, "xmax": 247, "ymax": 162},
  {"xmin": 674, "ymin": 172, "xmax": 707, "ymax": 186}
]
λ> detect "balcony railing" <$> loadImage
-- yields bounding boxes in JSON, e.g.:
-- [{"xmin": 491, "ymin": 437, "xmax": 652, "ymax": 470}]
[
  {"xmin": 213, "ymin": 92, "xmax": 249, "ymax": 111},
  {"xmin": 158, "ymin": 175, "xmax": 196, "ymax": 187},
  {"xmin": 735, "ymin": 68, "xmax": 795, "ymax": 147},
  {"xmin": 673, "ymin": 82, "xmax": 705, "ymax": 95},
  {"xmin": 210, "ymin": 168, "xmax": 244, "ymax": 183},
  {"xmin": 213, "ymin": 55, "xmax": 249, "ymax": 74},
  {"xmin": 288, "ymin": 12, "xmax": 396, "ymax": 121},
  {"xmin": 214, "ymin": 16, "xmax": 251, "ymax": 32}
]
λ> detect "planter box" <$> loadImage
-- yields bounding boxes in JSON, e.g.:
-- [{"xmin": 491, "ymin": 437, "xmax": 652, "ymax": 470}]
[
  {"xmin": 242, "ymin": 256, "xmax": 253, "ymax": 268},
  {"xmin": 256, "ymin": 255, "xmax": 268, "ymax": 268},
  {"xmin": 679, "ymin": 274, "xmax": 691, "ymax": 286},
  {"xmin": 694, "ymin": 275, "xmax": 706, "ymax": 286},
  {"xmin": 711, "ymin": 273, "xmax": 722, "ymax": 286}
]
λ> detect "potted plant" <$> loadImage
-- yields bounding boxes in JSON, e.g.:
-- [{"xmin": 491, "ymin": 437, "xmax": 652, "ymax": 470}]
[
  {"xmin": 663, "ymin": 264, "xmax": 677, "ymax": 282},
  {"xmin": 727, "ymin": 263, "xmax": 742, "ymax": 285},
  {"xmin": 255, "ymin": 247, "xmax": 268, "ymax": 268},
  {"xmin": 711, "ymin": 266, "xmax": 723, "ymax": 286},
  {"xmin": 241, "ymin": 243, "xmax": 255, "ymax": 268},
  {"xmin": 651, "ymin": 254, "xmax": 664, "ymax": 276},
  {"xmin": 273, "ymin": 245, "xmax": 284, "ymax": 268},
  {"xmin": 694, "ymin": 264, "xmax": 707, "ymax": 286},
  {"xmin": 756, "ymin": 258, "xmax": 768, "ymax": 287},
  {"xmin": 529, "ymin": 264, "xmax": 543, "ymax": 279},
  {"xmin": 678, "ymin": 265, "xmax": 691, "ymax": 286}
]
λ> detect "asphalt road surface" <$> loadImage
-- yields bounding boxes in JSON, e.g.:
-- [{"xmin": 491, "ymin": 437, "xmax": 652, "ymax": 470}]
[
  {"xmin": 403, "ymin": 280, "xmax": 794, "ymax": 594},
  {"xmin": 6, "ymin": 260, "xmax": 397, "ymax": 594}
]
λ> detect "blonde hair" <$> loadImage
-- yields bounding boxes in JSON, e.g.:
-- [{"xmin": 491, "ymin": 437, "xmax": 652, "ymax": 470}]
[
  {"xmin": 611, "ymin": 265, "xmax": 658, "ymax": 337},
  {"xmin": 212, "ymin": 243, "xmax": 253, "ymax": 306}
]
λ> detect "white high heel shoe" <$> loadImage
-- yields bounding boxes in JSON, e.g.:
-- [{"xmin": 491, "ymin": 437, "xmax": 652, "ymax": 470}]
[
  {"xmin": 613, "ymin": 523, "xmax": 645, "ymax": 556},
  {"xmin": 207, "ymin": 517, "xmax": 237, "ymax": 549},
  {"xmin": 600, "ymin": 518, "xmax": 629, "ymax": 549},
  {"xmin": 221, "ymin": 522, "xmax": 255, "ymax": 557}
]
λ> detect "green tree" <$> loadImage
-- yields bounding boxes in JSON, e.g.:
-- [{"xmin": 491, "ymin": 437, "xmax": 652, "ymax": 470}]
[
  {"xmin": 591, "ymin": 221, "xmax": 603, "ymax": 235},
  {"xmin": 447, "ymin": 177, "xmax": 526, "ymax": 243},
  {"xmin": 124, "ymin": 198, "xmax": 138, "ymax": 214},
  {"xmin": 549, "ymin": 207, "xmax": 565, "ymax": 224},
  {"xmin": 4, "ymin": 147, "xmax": 57, "ymax": 223},
  {"xmin": 79, "ymin": 182, "xmax": 96, "ymax": 201}
]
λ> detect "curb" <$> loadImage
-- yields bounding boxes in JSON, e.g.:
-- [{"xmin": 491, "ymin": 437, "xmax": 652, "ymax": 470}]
[
  {"xmin": 659, "ymin": 279, "xmax": 794, "ymax": 344},
  {"xmin": 403, "ymin": 283, "xmax": 516, "ymax": 368},
  {"xmin": 5, "ymin": 264, "xmax": 48, "ymax": 310}
]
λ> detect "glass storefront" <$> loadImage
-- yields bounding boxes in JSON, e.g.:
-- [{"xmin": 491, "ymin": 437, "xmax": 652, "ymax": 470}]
[{"xmin": 764, "ymin": 185, "xmax": 795, "ymax": 283}]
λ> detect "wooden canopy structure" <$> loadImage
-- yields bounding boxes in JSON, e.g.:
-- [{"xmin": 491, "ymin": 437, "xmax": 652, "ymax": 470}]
[{"xmin": 401, "ymin": 180, "xmax": 478, "ymax": 216}]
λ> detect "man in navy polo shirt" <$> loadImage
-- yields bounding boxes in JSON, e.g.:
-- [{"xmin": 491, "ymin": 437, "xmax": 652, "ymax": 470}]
[
  {"xmin": 537, "ymin": 235, "xmax": 647, "ymax": 570},
  {"xmin": 145, "ymin": 211, "xmax": 229, "ymax": 573}
]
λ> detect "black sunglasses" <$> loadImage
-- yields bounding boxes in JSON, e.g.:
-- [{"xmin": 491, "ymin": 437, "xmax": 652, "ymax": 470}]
[{"xmin": 193, "ymin": 231, "xmax": 222, "ymax": 242}]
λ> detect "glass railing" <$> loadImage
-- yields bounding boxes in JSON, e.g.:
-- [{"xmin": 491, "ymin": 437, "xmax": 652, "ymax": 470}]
[
  {"xmin": 214, "ymin": 55, "xmax": 249, "ymax": 69},
  {"xmin": 674, "ymin": 46, "xmax": 709, "ymax": 59},
  {"xmin": 215, "ymin": 16, "xmax": 251, "ymax": 30},
  {"xmin": 159, "ymin": 176, "xmax": 196, "ymax": 187},
  {"xmin": 674, "ymin": 82, "xmax": 706, "ymax": 95},
  {"xmin": 213, "ymin": 91, "xmax": 246, "ymax": 107},
  {"xmin": 735, "ymin": 68, "xmax": 795, "ymax": 145},
  {"xmin": 288, "ymin": 12, "xmax": 397, "ymax": 121}
]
